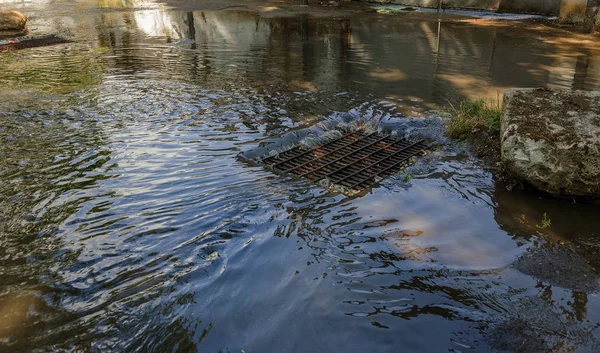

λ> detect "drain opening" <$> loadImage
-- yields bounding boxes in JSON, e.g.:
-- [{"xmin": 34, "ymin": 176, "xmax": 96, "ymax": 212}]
[
  {"xmin": 262, "ymin": 130, "xmax": 431, "ymax": 191},
  {"xmin": 0, "ymin": 35, "xmax": 72, "ymax": 52}
]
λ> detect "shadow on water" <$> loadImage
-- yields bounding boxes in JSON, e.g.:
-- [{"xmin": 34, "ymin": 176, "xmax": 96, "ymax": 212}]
[{"xmin": 1, "ymin": 2, "xmax": 600, "ymax": 352}]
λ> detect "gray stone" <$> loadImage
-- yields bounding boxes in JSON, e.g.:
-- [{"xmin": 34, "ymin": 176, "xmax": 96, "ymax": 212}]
[
  {"xmin": 0, "ymin": 11, "xmax": 27, "ymax": 31},
  {"xmin": 514, "ymin": 245, "xmax": 599, "ymax": 293},
  {"xmin": 486, "ymin": 295, "xmax": 595, "ymax": 352},
  {"xmin": 500, "ymin": 88, "xmax": 600, "ymax": 198}
]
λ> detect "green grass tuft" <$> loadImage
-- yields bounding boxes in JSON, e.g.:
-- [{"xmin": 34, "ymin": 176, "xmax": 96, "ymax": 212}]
[
  {"xmin": 444, "ymin": 98, "xmax": 502, "ymax": 140},
  {"xmin": 536, "ymin": 213, "xmax": 552, "ymax": 229}
]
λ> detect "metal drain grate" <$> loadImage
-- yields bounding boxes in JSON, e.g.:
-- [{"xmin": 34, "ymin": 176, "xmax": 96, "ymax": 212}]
[
  {"xmin": 0, "ymin": 35, "xmax": 72, "ymax": 52},
  {"xmin": 262, "ymin": 130, "xmax": 430, "ymax": 191}
]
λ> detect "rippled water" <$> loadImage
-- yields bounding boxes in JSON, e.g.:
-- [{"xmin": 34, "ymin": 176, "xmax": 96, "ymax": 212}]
[{"xmin": 2, "ymin": 2, "xmax": 600, "ymax": 352}]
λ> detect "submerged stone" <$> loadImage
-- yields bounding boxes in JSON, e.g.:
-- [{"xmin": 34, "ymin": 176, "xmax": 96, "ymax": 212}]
[
  {"xmin": 486, "ymin": 294, "xmax": 596, "ymax": 352},
  {"xmin": 0, "ymin": 10, "xmax": 27, "ymax": 31},
  {"xmin": 514, "ymin": 245, "xmax": 600, "ymax": 293},
  {"xmin": 500, "ymin": 88, "xmax": 600, "ymax": 199}
]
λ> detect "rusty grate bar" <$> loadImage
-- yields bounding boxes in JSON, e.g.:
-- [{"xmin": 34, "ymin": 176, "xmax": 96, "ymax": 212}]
[
  {"xmin": 346, "ymin": 141, "xmax": 426, "ymax": 190},
  {"xmin": 271, "ymin": 130, "xmax": 361, "ymax": 168},
  {"xmin": 298, "ymin": 134, "xmax": 390, "ymax": 177},
  {"xmin": 348, "ymin": 144, "xmax": 426, "ymax": 190},
  {"xmin": 0, "ymin": 35, "xmax": 72, "ymax": 52},
  {"xmin": 327, "ymin": 139, "xmax": 423, "ymax": 183},
  {"xmin": 262, "ymin": 131, "xmax": 430, "ymax": 191}
]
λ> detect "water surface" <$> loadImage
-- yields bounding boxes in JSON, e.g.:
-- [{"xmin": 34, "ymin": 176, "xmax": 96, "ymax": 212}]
[{"xmin": 2, "ymin": 2, "xmax": 600, "ymax": 352}]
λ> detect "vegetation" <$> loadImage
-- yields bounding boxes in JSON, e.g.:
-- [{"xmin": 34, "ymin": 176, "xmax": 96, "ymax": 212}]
[
  {"xmin": 536, "ymin": 213, "xmax": 552, "ymax": 229},
  {"xmin": 444, "ymin": 99, "xmax": 501, "ymax": 140}
]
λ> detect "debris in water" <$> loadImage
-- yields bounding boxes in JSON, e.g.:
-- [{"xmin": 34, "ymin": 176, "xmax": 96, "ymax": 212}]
[{"xmin": 0, "ymin": 34, "xmax": 72, "ymax": 52}]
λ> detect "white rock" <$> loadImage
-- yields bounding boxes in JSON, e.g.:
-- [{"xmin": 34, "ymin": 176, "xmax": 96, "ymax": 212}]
[{"xmin": 501, "ymin": 88, "xmax": 600, "ymax": 198}]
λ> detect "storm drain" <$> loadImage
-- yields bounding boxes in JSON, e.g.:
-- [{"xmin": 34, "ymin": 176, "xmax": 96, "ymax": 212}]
[
  {"xmin": 262, "ymin": 130, "xmax": 430, "ymax": 191},
  {"xmin": 0, "ymin": 35, "xmax": 72, "ymax": 52}
]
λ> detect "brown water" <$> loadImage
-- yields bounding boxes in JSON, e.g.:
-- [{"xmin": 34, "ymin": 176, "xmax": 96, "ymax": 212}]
[{"xmin": 1, "ymin": 1, "xmax": 600, "ymax": 352}]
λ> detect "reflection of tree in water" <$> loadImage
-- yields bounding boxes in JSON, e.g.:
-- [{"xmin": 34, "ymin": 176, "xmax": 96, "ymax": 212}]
[
  {"xmin": 91, "ymin": 9, "xmax": 600, "ymax": 116},
  {"xmin": 573, "ymin": 48, "xmax": 593, "ymax": 90}
]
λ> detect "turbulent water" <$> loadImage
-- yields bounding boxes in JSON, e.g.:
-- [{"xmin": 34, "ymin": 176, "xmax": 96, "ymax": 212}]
[{"xmin": 2, "ymin": 2, "xmax": 600, "ymax": 352}]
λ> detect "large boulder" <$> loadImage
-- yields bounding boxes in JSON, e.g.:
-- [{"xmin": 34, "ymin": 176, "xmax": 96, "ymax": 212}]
[
  {"xmin": 0, "ymin": 10, "xmax": 27, "ymax": 31},
  {"xmin": 500, "ymin": 88, "xmax": 600, "ymax": 199}
]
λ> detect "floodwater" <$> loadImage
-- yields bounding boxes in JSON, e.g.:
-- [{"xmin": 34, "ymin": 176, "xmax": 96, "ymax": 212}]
[{"xmin": 2, "ymin": 1, "xmax": 600, "ymax": 352}]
